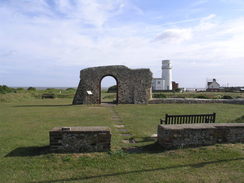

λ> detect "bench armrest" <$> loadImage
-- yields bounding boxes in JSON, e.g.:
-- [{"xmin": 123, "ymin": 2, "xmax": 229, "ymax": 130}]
[{"xmin": 160, "ymin": 119, "xmax": 165, "ymax": 124}]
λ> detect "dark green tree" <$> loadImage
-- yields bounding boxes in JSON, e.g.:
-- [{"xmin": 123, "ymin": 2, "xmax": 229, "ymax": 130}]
[
  {"xmin": 0, "ymin": 85, "xmax": 15, "ymax": 94},
  {"xmin": 27, "ymin": 87, "xmax": 36, "ymax": 91},
  {"xmin": 107, "ymin": 85, "xmax": 117, "ymax": 93}
]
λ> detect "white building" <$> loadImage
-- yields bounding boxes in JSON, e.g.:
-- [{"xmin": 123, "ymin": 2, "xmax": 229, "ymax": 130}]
[
  {"xmin": 152, "ymin": 60, "xmax": 172, "ymax": 91},
  {"xmin": 207, "ymin": 79, "xmax": 220, "ymax": 91},
  {"xmin": 152, "ymin": 78, "xmax": 165, "ymax": 90}
]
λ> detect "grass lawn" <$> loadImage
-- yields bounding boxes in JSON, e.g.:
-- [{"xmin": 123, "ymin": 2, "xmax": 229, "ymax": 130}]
[
  {"xmin": 101, "ymin": 92, "xmax": 117, "ymax": 103},
  {"xmin": 0, "ymin": 98, "xmax": 243, "ymax": 183}
]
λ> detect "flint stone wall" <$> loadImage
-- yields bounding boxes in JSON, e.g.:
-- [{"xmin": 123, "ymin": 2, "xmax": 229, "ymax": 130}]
[
  {"xmin": 158, "ymin": 123, "xmax": 244, "ymax": 149},
  {"xmin": 50, "ymin": 127, "xmax": 111, "ymax": 153},
  {"xmin": 149, "ymin": 98, "xmax": 244, "ymax": 104},
  {"xmin": 73, "ymin": 65, "xmax": 152, "ymax": 104}
]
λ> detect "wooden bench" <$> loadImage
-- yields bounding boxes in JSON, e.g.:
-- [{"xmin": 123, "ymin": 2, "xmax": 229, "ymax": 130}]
[
  {"xmin": 41, "ymin": 94, "xmax": 55, "ymax": 99},
  {"xmin": 160, "ymin": 113, "xmax": 216, "ymax": 125}
]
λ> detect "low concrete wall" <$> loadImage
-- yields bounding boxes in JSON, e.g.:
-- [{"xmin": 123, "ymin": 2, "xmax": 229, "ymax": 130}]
[
  {"xmin": 50, "ymin": 126, "xmax": 111, "ymax": 153},
  {"xmin": 149, "ymin": 98, "xmax": 244, "ymax": 104},
  {"xmin": 158, "ymin": 123, "xmax": 244, "ymax": 149}
]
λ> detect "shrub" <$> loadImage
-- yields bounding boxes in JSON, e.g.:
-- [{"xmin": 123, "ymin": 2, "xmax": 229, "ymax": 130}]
[
  {"xmin": 214, "ymin": 95, "xmax": 222, "ymax": 99},
  {"xmin": 174, "ymin": 88, "xmax": 181, "ymax": 92},
  {"xmin": 66, "ymin": 88, "xmax": 75, "ymax": 91},
  {"xmin": 194, "ymin": 95, "xmax": 209, "ymax": 99},
  {"xmin": 46, "ymin": 88, "xmax": 55, "ymax": 91},
  {"xmin": 16, "ymin": 88, "xmax": 25, "ymax": 91},
  {"xmin": 0, "ymin": 93, "xmax": 33, "ymax": 103},
  {"xmin": 153, "ymin": 93, "xmax": 166, "ymax": 98},
  {"xmin": 222, "ymin": 95, "xmax": 233, "ymax": 99}
]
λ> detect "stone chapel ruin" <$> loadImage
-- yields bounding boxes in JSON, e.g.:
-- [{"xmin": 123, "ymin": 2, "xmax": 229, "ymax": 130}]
[{"xmin": 73, "ymin": 65, "xmax": 152, "ymax": 104}]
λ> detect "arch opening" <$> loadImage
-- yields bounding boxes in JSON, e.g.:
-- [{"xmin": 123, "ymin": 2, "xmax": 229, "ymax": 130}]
[{"xmin": 99, "ymin": 75, "xmax": 118, "ymax": 104}]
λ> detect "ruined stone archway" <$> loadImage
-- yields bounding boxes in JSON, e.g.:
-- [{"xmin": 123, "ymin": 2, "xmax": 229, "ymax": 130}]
[
  {"xmin": 72, "ymin": 65, "xmax": 152, "ymax": 104},
  {"xmin": 99, "ymin": 75, "xmax": 118, "ymax": 104}
]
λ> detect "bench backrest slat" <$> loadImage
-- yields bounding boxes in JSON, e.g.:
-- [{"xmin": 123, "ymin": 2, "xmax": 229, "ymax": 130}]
[{"xmin": 163, "ymin": 113, "xmax": 216, "ymax": 124}]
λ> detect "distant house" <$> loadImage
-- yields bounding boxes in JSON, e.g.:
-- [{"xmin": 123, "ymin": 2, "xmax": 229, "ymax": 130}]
[
  {"xmin": 207, "ymin": 79, "xmax": 220, "ymax": 92},
  {"xmin": 172, "ymin": 81, "xmax": 179, "ymax": 91}
]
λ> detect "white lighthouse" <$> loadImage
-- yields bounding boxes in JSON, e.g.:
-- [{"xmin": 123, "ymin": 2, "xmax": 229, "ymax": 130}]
[
  {"xmin": 152, "ymin": 60, "xmax": 173, "ymax": 91},
  {"xmin": 161, "ymin": 60, "xmax": 172, "ymax": 90}
]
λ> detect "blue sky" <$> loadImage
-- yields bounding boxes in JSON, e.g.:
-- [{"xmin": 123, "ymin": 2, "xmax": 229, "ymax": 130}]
[{"xmin": 0, "ymin": 0, "xmax": 244, "ymax": 88}]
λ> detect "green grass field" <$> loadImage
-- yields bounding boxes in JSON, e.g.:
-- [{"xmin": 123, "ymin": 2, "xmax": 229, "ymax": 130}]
[
  {"xmin": 101, "ymin": 92, "xmax": 117, "ymax": 103},
  {"xmin": 0, "ymin": 97, "xmax": 244, "ymax": 183}
]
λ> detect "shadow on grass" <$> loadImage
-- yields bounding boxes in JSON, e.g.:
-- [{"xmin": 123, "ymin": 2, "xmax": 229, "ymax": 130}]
[
  {"xmin": 5, "ymin": 146, "xmax": 50, "ymax": 157},
  {"xmin": 4, "ymin": 142, "xmax": 161, "ymax": 157},
  {"xmin": 14, "ymin": 104, "xmax": 72, "ymax": 107},
  {"xmin": 30, "ymin": 157, "xmax": 244, "ymax": 183},
  {"xmin": 122, "ymin": 142, "xmax": 165, "ymax": 154},
  {"xmin": 232, "ymin": 115, "xmax": 244, "ymax": 123},
  {"xmin": 134, "ymin": 136, "xmax": 157, "ymax": 143}
]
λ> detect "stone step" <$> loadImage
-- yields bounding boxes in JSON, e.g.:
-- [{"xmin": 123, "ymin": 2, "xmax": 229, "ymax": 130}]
[
  {"xmin": 113, "ymin": 125, "xmax": 125, "ymax": 128},
  {"xmin": 117, "ymin": 129, "xmax": 128, "ymax": 132},
  {"xmin": 119, "ymin": 133, "xmax": 132, "ymax": 136}
]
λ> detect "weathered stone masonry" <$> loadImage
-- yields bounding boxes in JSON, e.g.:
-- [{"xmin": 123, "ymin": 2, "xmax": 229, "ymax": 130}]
[
  {"xmin": 73, "ymin": 65, "xmax": 152, "ymax": 104},
  {"xmin": 158, "ymin": 123, "xmax": 244, "ymax": 149},
  {"xmin": 50, "ymin": 127, "xmax": 111, "ymax": 153}
]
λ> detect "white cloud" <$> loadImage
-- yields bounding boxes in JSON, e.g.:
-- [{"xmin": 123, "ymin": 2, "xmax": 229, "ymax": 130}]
[
  {"xmin": 0, "ymin": 1, "xmax": 244, "ymax": 87},
  {"xmin": 0, "ymin": 0, "xmax": 126, "ymax": 27},
  {"xmin": 154, "ymin": 28, "xmax": 192, "ymax": 43},
  {"xmin": 59, "ymin": 0, "xmax": 126, "ymax": 27}
]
